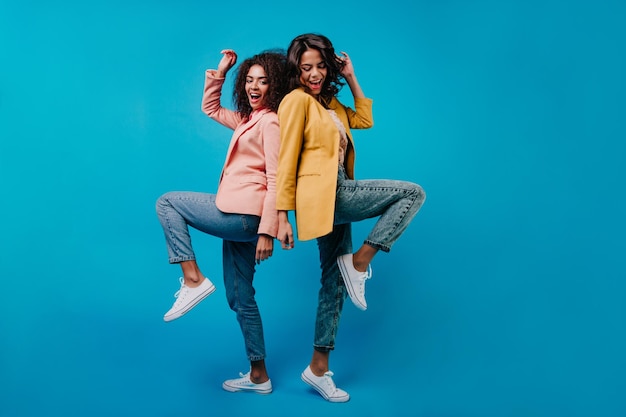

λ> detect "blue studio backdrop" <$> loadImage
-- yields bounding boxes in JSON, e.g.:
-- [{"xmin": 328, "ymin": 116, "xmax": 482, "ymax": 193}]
[{"xmin": 1, "ymin": 1, "xmax": 625, "ymax": 416}]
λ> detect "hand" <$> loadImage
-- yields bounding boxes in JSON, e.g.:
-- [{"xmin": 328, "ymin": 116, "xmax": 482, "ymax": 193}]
[
  {"xmin": 216, "ymin": 49, "xmax": 237, "ymax": 77},
  {"xmin": 337, "ymin": 51, "xmax": 364, "ymax": 98},
  {"xmin": 277, "ymin": 211, "xmax": 295, "ymax": 250},
  {"xmin": 255, "ymin": 234, "xmax": 274, "ymax": 264},
  {"xmin": 337, "ymin": 51, "xmax": 355, "ymax": 79}
]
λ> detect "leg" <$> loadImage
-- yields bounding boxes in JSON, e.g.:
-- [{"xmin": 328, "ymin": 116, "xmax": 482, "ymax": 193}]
[
  {"xmin": 156, "ymin": 191, "xmax": 262, "ymax": 259},
  {"xmin": 222, "ymin": 239, "xmax": 269, "ymax": 383},
  {"xmin": 312, "ymin": 223, "xmax": 352, "ymax": 361},
  {"xmin": 300, "ymin": 224, "xmax": 351, "ymax": 402},
  {"xmin": 156, "ymin": 191, "xmax": 259, "ymax": 321},
  {"xmin": 333, "ymin": 170, "xmax": 426, "ymax": 309},
  {"xmin": 156, "ymin": 191, "xmax": 263, "ymax": 280},
  {"xmin": 334, "ymin": 175, "xmax": 426, "ymax": 256}
]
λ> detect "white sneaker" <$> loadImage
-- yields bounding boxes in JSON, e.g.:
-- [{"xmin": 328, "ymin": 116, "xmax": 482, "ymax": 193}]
[
  {"xmin": 301, "ymin": 365, "xmax": 350, "ymax": 403},
  {"xmin": 222, "ymin": 371, "xmax": 273, "ymax": 394},
  {"xmin": 337, "ymin": 253, "xmax": 372, "ymax": 311},
  {"xmin": 163, "ymin": 277, "xmax": 215, "ymax": 322}
]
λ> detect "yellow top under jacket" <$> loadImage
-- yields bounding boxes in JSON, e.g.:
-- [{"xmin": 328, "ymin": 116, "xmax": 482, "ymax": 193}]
[{"xmin": 276, "ymin": 88, "xmax": 374, "ymax": 240}]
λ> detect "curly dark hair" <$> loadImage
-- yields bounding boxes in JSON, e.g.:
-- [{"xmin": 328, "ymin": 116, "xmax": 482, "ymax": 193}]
[
  {"xmin": 285, "ymin": 33, "xmax": 346, "ymax": 106},
  {"xmin": 232, "ymin": 49, "xmax": 288, "ymax": 119}
]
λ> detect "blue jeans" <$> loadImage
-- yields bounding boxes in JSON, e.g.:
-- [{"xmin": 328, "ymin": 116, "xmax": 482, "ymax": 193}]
[
  {"xmin": 313, "ymin": 168, "xmax": 426, "ymax": 351},
  {"xmin": 156, "ymin": 191, "xmax": 267, "ymax": 361}
]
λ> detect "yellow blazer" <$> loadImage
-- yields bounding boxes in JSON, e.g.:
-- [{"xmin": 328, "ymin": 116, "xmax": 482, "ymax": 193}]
[{"xmin": 276, "ymin": 88, "xmax": 373, "ymax": 240}]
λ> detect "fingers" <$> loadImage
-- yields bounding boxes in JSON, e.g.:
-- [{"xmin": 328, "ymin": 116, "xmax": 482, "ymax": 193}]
[
  {"xmin": 337, "ymin": 51, "xmax": 350, "ymax": 61},
  {"xmin": 255, "ymin": 248, "xmax": 273, "ymax": 264},
  {"xmin": 220, "ymin": 49, "xmax": 237, "ymax": 64},
  {"xmin": 255, "ymin": 235, "xmax": 274, "ymax": 263},
  {"xmin": 280, "ymin": 235, "xmax": 294, "ymax": 250},
  {"xmin": 277, "ymin": 221, "xmax": 295, "ymax": 250}
]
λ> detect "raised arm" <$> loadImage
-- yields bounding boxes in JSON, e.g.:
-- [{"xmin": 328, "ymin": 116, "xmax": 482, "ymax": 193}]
[
  {"xmin": 338, "ymin": 51, "xmax": 365, "ymax": 99},
  {"xmin": 201, "ymin": 49, "xmax": 242, "ymax": 130}
]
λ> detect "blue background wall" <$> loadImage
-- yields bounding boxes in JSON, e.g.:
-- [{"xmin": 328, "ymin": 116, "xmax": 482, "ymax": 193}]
[{"xmin": 1, "ymin": 1, "xmax": 625, "ymax": 416}]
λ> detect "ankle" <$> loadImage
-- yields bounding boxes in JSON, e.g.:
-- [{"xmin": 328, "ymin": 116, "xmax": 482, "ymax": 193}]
[
  {"xmin": 351, "ymin": 257, "xmax": 368, "ymax": 273},
  {"xmin": 184, "ymin": 275, "xmax": 204, "ymax": 287},
  {"xmin": 250, "ymin": 360, "xmax": 268, "ymax": 383},
  {"xmin": 352, "ymin": 245, "xmax": 378, "ymax": 271},
  {"xmin": 250, "ymin": 372, "xmax": 269, "ymax": 384},
  {"xmin": 309, "ymin": 362, "xmax": 328, "ymax": 376}
]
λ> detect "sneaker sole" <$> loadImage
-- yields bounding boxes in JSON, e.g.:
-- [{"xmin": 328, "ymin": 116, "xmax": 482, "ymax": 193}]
[
  {"xmin": 337, "ymin": 257, "xmax": 367, "ymax": 311},
  {"xmin": 301, "ymin": 372, "xmax": 350, "ymax": 403},
  {"xmin": 222, "ymin": 382, "xmax": 272, "ymax": 394},
  {"xmin": 163, "ymin": 284, "xmax": 216, "ymax": 322}
]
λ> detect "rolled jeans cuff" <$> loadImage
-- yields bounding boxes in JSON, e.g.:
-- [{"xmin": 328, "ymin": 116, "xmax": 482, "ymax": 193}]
[
  {"xmin": 364, "ymin": 239, "xmax": 390, "ymax": 253},
  {"xmin": 168, "ymin": 255, "xmax": 196, "ymax": 264}
]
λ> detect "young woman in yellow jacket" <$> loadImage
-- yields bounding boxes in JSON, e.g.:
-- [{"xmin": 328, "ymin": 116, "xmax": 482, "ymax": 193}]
[{"xmin": 276, "ymin": 34, "xmax": 426, "ymax": 402}]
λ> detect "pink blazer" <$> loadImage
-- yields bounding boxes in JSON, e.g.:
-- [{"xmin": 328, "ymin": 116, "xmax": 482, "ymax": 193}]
[{"xmin": 201, "ymin": 70, "xmax": 279, "ymax": 237}]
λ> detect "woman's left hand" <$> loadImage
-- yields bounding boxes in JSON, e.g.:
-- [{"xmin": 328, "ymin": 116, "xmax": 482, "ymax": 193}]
[
  {"xmin": 255, "ymin": 234, "xmax": 274, "ymax": 264},
  {"xmin": 338, "ymin": 51, "xmax": 355, "ymax": 78}
]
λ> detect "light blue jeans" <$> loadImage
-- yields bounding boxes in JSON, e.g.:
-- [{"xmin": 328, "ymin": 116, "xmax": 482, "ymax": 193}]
[
  {"xmin": 156, "ymin": 191, "xmax": 267, "ymax": 361},
  {"xmin": 313, "ymin": 167, "xmax": 426, "ymax": 351}
]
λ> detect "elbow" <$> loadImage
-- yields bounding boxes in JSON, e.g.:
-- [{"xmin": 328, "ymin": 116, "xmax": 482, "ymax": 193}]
[
  {"xmin": 200, "ymin": 101, "xmax": 209, "ymax": 116},
  {"xmin": 201, "ymin": 103, "xmax": 213, "ymax": 118}
]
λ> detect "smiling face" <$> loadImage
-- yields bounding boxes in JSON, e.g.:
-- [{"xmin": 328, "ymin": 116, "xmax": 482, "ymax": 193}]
[
  {"xmin": 246, "ymin": 64, "xmax": 269, "ymax": 111},
  {"xmin": 298, "ymin": 48, "xmax": 327, "ymax": 97}
]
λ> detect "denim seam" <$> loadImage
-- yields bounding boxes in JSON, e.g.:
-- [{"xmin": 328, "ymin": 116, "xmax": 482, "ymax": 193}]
[
  {"xmin": 163, "ymin": 203, "xmax": 189, "ymax": 261},
  {"xmin": 379, "ymin": 190, "xmax": 418, "ymax": 250}
]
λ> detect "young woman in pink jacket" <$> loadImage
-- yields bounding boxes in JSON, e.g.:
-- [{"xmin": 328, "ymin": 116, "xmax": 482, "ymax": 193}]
[
  {"xmin": 276, "ymin": 34, "xmax": 426, "ymax": 402},
  {"xmin": 156, "ymin": 49, "xmax": 286, "ymax": 394}
]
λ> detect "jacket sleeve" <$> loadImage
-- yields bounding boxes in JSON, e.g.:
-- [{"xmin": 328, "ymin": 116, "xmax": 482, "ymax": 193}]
[
  {"xmin": 344, "ymin": 97, "xmax": 374, "ymax": 129},
  {"xmin": 276, "ymin": 92, "xmax": 307, "ymax": 211},
  {"xmin": 201, "ymin": 70, "xmax": 242, "ymax": 130},
  {"xmin": 257, "ymin": 114, "xmax": 280, "ymax": 237}
]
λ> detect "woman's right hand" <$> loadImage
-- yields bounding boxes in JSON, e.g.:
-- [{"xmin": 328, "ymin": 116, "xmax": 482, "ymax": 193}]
[
  {"xmin": 277, "ymin": 210, "xmax": 295, "ymax": 250},
  {"xmin": 216, "ymin": 49, "xmax": 237, "ymax": 78}
]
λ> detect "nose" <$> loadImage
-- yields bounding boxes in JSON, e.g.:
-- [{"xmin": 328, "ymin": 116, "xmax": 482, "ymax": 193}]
[{"xmin": 250, "ymin": 79, "xmax": 259, "ymax": 90}]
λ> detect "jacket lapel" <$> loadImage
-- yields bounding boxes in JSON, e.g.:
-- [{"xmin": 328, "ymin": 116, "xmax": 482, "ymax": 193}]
[{"xmin": 219, "ymin": 108, "xmax": 270, "ymax": 181}]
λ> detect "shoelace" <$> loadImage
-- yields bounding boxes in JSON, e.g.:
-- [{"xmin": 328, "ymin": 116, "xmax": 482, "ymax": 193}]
[
  {"xmin": 234, "ymin": 371, "xmax": 256, "ymax": 386},
  {"xmin": 356, "ymin": 266, "xmax": 372, "ymax": 286},
  {"xmin": 364, "ymin": 265, "xmax": 372, "ymax": 280},
  {"xmin": 172, "ymin": 277, "xmax": 187, "ymax": 302},
  {"xmin": 321, "ymin": 371, "xmax": 339, "ymax": 392}
]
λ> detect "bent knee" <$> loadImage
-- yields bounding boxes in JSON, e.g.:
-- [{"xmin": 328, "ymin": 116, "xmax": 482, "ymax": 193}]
[
  {"xmin": 155, "ymin": 191, "xmax": 177, "ymax": 209},
  {"xmin": 410, "ymin": 183, "xmax": 425, "ymax": 200}
]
